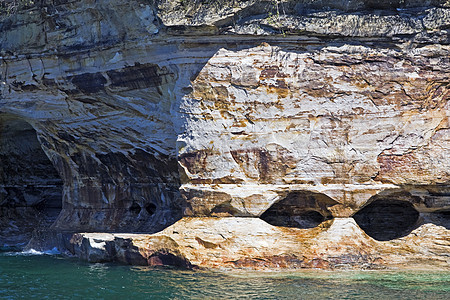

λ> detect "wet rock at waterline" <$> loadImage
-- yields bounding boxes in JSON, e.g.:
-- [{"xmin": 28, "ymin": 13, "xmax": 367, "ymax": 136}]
[{"xmin": 1, "ymin": 0, "xmax": 449, "ymax": 269}]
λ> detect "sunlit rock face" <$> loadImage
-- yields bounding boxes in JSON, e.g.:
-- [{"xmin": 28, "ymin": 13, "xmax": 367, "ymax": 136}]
[
  {"xmin": 179, "ymin": 43, "xmax": 449, "ymax": 219},
  {"xmin": 0, "ymin": 0, "xmax": 449, "ymax": 268}
]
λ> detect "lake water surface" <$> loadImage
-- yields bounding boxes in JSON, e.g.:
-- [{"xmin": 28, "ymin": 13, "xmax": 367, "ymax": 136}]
[{"xmin": 0, "ymin": 252, "xmax": 448, "ymax": 299}]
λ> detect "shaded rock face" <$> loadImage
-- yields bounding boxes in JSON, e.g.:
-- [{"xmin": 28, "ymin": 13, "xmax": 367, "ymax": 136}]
[
  {"xmin": 0, "ymin": 1, "xmax": 185, "ymax": 236},
  {"xmin": 0, "ymin": 0, "xmax": 449, "ymax": 268},
  {"xmin": 0, "ymin": 115, "xmax": 63, "ymax": 249},
  {"xmin": 0, "ymin": 56, "xmax": 183, "ymax": 237}
]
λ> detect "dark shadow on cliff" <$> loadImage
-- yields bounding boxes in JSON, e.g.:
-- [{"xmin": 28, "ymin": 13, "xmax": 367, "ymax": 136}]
[
  {"xmin": 415, "ymin": 184, "xmax": 450, "ymax": 230},
  {"xmin": 0, "ymin": 114, "xmax": 63, "ymax": 250},
  {"xmin": 421, "ymin": 210, "xmax": 450, "ymax": 230}
]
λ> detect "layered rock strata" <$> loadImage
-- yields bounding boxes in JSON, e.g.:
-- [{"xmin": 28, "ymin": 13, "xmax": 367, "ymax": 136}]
[
  {"xmin": 0, "ymin": 0, "xmax": 449, "ymax": 269},
  {"xmin": 60, "ymin": 216, "xmax": 449, "ymax": 270},
  {"xmin": 0, "ymin": 115, "xmax": 62, "ymax": 248}
]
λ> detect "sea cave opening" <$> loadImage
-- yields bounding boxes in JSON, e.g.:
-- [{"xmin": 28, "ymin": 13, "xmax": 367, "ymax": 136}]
[
  {"xmin": 0, "ymin": 115, "xmax": 63, "ymax": 249},
  {"xmin": 353, "ymin": 199, "xmax": 419, "ymax": 241},
  {"xmin": 260, "ymin": 191, "xmax": 337, "ymax": 229}
]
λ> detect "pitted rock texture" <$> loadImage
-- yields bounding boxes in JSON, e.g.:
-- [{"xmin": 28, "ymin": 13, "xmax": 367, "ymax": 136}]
[
  {"xmin": 0, "ymin": 0, "xmax": 449, "ymax": 268},
  {"xmin": 65, "ymin": 217, "xmax": 449, "ymax": 270},
  {"xmin": 179, "ymin": 43, "xmax": 449, "ymax": 217}
]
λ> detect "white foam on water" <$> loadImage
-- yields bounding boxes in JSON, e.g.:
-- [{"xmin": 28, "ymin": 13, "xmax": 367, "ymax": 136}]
[
  {"xmin": 24, "ymin": 247, "xmax": 61, "ymax": 255},
  {"xmin": 2, "ymin": 247, "xmax": 61, "ymax": 256}
]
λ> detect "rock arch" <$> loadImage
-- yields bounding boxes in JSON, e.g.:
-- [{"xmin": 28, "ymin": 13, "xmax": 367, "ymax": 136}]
[
  {"xmin": 260, "ymin": 191, "xmax": 338, "ymax": 229},
  {"xmin": 0, "ymin": 115, "xmax": 63, "ymax": 250}
]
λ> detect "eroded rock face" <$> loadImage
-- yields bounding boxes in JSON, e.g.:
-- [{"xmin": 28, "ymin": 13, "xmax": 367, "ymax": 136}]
[
  {"xmin": 179, "ymin": 43, "xmax": 449, "ymax": 218},
  {"xmin": 0, "ymin": 1, "xmax": 186, "ymax": 237},
  {"xmin": 0, "ymin": 115, "xmax": 63, "ymax": 249},
  {"xmin": 65, "ymin": 216, "xmax": 450, "ymax": 270},
  {"xmin": 0, "ymin": 0, "xmax": 448, "ymax": 268}
]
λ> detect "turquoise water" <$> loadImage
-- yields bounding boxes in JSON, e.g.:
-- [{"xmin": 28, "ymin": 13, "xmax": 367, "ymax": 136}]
[{"xmin": 0, "ymin": 252, "xmax": 449, "ymax": 299}]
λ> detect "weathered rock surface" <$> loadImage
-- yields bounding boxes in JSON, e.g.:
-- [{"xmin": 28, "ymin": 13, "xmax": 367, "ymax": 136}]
[
  {"xmin": 0, "ymin": 115, "xmax": 62, "ymax": 249},
  {"xmin": 0, "ymin": 0, "xmax": 448, "ymax": 269},
  {"xmin": 64, "ymin": 217, "xmax": 449, "ymax": 270},
  {"xmin": 179, "ymin": 43, "xmax": 449, "ymax": 218}
]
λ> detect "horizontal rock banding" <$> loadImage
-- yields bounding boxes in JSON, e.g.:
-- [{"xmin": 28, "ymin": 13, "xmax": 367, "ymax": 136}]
[{"xmin": 0, "ymin": 0, "xmax": 448, "ymax": 269}]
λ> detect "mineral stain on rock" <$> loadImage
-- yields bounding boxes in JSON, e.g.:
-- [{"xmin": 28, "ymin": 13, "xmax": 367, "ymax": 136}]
[{"xmin": 0, "ymin": 0, "xmax": 449, "ymax": 270}]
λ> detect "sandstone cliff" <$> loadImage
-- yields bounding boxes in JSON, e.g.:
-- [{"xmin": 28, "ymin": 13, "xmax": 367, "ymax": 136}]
[{"xmin": 0, "ymin": 0, "xmax": 449, "ymax": 269}]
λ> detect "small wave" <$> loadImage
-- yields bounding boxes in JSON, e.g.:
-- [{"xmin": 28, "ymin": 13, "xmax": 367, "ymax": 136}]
[
  {"xmin": 23, "ymin": 247, "xmax": 61, "ymax": 255},
  {"xmin": 2, "ymin": 247, "xmax": 61, "ymax": 256}
]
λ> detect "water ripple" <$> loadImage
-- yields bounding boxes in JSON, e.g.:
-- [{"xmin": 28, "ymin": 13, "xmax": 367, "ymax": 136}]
[{"xmin": 0, "ymin": 254, "xmax": 448, "ymax": 299}]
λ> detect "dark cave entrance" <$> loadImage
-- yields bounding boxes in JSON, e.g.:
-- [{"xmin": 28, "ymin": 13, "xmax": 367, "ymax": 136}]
[
  {"xmin": 0, "ymin": 116, "xmax": 63, "ymax": 249},
  {"xmin": 353, "ymin": 199, "xmax": 420, "ymax": 241},
  {"xmin": 260, "ymin": 191, "xmax": 337, "ymax": 229}
]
